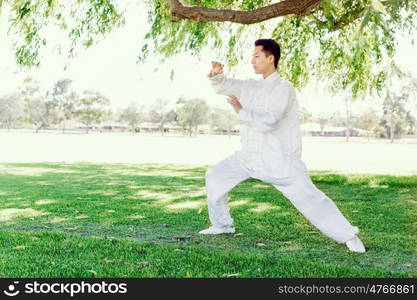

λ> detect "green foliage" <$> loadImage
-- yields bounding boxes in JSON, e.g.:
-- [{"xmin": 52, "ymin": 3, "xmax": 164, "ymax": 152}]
[
  {"xmin": 175, "ymin": 97, "xmax": 210, "ymax": 135},
  {"xmin": 48, "ymin": 79, "xmax": 77, "ymax": 126},
  {"xmin": 24, "ymin": 97, "xmax": 61, "ymax": 131},
  {"xmin": 380, "ymin": 74, "xmax": 417, "ymax": 139},
  {"xmin": 119, "ymin": 103, "xmax": 146, "ymax": 131},
  {"xmin": 73, "ymin": 90, "xmax": 111, "ymax": 130},
  {"xmin": 2, "ymin": 0, "xmax": 417, "ymax": 97},
  {"xmin": 208, "ymin": 106, "xmax": 237, "ymax": 134},
  {"xmin": 148, "ymin": 99, "xmax": 177, "ymax": 133},
  {"xmin": 3, "ymin": 0, "xmax": 124, "ymax": 68},
  {"xmin": 0, "ymin": 93, "xmax": 22, "ymax": 129},
  {"xmin": 142, "ymin": 0, "xmax": 417, "ymax": 98}
]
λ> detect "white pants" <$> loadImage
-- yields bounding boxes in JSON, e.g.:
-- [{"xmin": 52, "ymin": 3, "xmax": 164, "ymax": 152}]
[{"xmin": 204, "ymin": 153, "xmax": 359, "ymax": 243}]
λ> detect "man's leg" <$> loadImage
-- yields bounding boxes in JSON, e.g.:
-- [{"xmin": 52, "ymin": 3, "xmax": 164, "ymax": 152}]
[
  {"xmin": 270, "ymin": 159, "xmax": 363, "ymax": 248},
  {"xmin": 200, "ymin": 153, "xmax": 251, "ymax": 234}
]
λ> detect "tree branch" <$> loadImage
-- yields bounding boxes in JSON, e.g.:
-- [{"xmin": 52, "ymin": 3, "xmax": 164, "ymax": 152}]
[{"xmin": 168, "ymin": 0, "xmax": 323, "ymax": 24}]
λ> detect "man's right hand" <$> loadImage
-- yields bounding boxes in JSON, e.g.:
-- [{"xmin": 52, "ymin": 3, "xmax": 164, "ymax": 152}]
[{"xmin": 208, "ymin": 61, "xmax": 224, "ymax": 77}]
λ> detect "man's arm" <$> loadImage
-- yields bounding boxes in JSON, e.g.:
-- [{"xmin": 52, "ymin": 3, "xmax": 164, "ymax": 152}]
[
  {"xmin": 237, "ymin": 83, "xmax": 294, "ymax": 132},
  {"xmin": 208, "ymin": 73, "xmax": 246, "ymax": 99},
  {"xmin": 207, "ymin": 61, "xmax": 246, "ymax": 98}
]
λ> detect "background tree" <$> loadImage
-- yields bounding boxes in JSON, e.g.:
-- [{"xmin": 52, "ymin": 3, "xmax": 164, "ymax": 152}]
[
  {"xmin": 344, "ymin": 95, "xmax": 353, "ymax": 142},
  {"xmin": 354, "ymin": 108, "xmax": 382, "ymax": 140},
  {"xmin": 208, "ymin": 106, "xmax": 238, "ymax": 137},
  {"xmin": 119, "ymin": 102, "xmax": 147, "ymax": 134},
  {"xmin": 404, "ymin": 111, "xmax": 417, "ymax": 135},
  {"xmin": 381, "ymin": 91, "xmax": 416, "ymax": 142},
  {"xmin": 48, "ymin": 78, "xmax": 77, "ymax": 133},
  {"xmin": 299, "ymin": 106, "xmax": 313, "ymax": 124},
  {"xmin": 19, "ymin": 77, "xmax": 41, "ymax": 102},
  {"xmin": 176, "ymin": 97, "xmax": 210, "ymax": 137},
  {"xmin": 0, "ymin": 93, "xmax": 22, "ymax": 130},
  {"xmin": 379, "ymin": 68, "xmax": 417, "ymax": 142},
  {"xmin": 316, "ymin": 113, "xmax": 329, "ymax": 135},
  {"xmin": 73, "ymin": 90, "xmax": 111, "ymax": 133},
  {"xmin": 149, "ymin": 99, "xmax": 177, "ymax": 135},
  {"xmin": 102, "ymin": 108, "xmax": 115, "ymax": 124},
  {"xmin": 19, "ymin": 77, "xmax": 52, "ymax": 132},
  {"xmin": 327, "ymin": 111, "xmax": 346, "ymax": 127},
  {"xmin": 24, "ymin": 97, "xmax": 60, "ymax": 133}
]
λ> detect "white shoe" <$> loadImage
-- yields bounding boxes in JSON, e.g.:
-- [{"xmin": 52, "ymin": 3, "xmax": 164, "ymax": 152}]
[
  {"xmin": 198, "ymin": 226, "xmax": 235, "ymax": 235},
  {"xmin": 346, "ymin": 236, "xmax": 366, "ymax": 253}
]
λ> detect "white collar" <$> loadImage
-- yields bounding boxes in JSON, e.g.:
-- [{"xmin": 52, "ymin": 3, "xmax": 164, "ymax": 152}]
[{"xmin": 260, "ymin": 71, "xmax": 280, "ymax": 83}]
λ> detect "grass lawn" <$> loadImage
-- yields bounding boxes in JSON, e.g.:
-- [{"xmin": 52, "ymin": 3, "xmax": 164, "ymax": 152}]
[{"xmin": 0, "ymin": 163, "xmax": 415, "ymax": 278}]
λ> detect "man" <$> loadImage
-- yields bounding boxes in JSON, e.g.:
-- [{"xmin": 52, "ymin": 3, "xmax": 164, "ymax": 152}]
[{"xmin": 199, "ymin": 39, "xmax": 366, "ymax": 253}]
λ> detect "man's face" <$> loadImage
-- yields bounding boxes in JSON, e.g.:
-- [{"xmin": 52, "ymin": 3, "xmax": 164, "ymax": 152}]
[{"xmin": 251, "ymin": 45, "xmax": 274, "ymax": 74}]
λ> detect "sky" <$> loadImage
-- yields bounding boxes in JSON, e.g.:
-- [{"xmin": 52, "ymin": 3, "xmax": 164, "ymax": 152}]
[{"xmin": 1, "ymin": 1, "xmax": 416, "ymax": 116}]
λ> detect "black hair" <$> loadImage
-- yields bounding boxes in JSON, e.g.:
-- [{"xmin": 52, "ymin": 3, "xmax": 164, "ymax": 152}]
[{"xmin": 254, "ymin": 39, "xmax": 281, "ymax": 69}]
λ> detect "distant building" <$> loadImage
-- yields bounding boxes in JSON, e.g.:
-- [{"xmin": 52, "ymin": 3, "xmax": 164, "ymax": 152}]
[
  {"xmin": 210, "ymin": 124, "xmax": 240, "ymax": 135},
  {"xmin": 62, "ymin": 120, "xmax": 97, "ymax": 131},
  {"xmin": 99, "ymin": 121, "xmax": 129, "ymax": 132},
  {"xmin": 139, "ymin": 122, "xmax": 182, "ymax": 133},
  {"xmin": 197, "ymin": 124, "xmax": 211, "ymax": 134},
  {"xmin": 301, "ymin": 122, "xmax": 359, "ymax": 137}
]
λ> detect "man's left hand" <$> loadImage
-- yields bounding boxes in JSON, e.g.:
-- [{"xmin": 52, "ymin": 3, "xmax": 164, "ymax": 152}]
[{"xmin": 226, "ymin": 95, "xmax": 242, "ymax": 114}]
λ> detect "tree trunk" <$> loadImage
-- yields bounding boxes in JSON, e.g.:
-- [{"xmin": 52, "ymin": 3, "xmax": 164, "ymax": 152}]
[
  {"xmin": 345, "ymin": 96, "xmax": 351, "ymax": 142},
  {"xmin": 390, "ymin": 113, "xmax": 394, "ymax": 143},
  {"xmin": 35, "ymin": 124, "xmax": 43, "ymax": 133}
]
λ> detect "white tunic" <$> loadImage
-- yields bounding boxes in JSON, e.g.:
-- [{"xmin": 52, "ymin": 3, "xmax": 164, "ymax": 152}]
[{"xmin": 208, "ymin": 72, "xmax": 302, "ymax": 178}]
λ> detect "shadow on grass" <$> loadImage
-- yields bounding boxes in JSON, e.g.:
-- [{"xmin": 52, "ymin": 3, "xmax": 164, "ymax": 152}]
[{"xmin": 0, "ymin": 162, "xmax": 416, "ymax": 276}]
